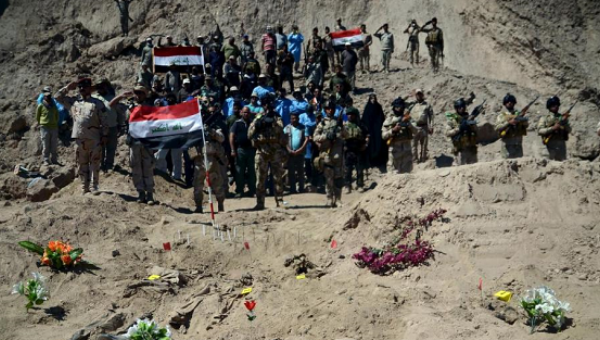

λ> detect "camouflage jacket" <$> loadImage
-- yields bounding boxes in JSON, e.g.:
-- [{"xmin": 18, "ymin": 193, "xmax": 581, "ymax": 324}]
[
  {"xmin": 314, "ymin": 116, "xmax": 347, "ymax": 156},
  {"xmin": 445, "ymin": 112, "xmax": 477, "ymax": 149},
  {"xmin": 92, "ymin": 93, "xmax": 119, "ymax": 128},
  {"xmin": 495, "ymin": 110, "xmax": 529, "ymax": 139},
  {"xmin": 248, "ymin": 114, "xmax": 287, "ymax": 154},
  {"xmin": 537, "ymin": 113, "xmax": 571, "ymax": 141},
  {"xmin": 408, "ymin": 100, "xmax": 433, "ymax": 127},
  {"xmin": 55, "ymin": 88, "xmax": 108, "ymax": 140},
  {"xmin": 382, "ymin": 114, "xmax": 417, "ymax": 142}
]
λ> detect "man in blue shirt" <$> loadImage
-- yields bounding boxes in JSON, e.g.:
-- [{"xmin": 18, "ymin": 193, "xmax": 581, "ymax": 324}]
[
  {"xmin": 291, "ymin": 89, "xmax": 309, "ymax": 115},
  {"xmin": 284, "ymin": 112, "xmax": 309, "ymax": 193},
  {"xmin": 252, "ymin": 74, "xmax": 275, "ymax": 101},
  {"xmin": 299, "ymin": 105, "xmax": 318, "ymax": 192},
  {"xmin": 287, "ymin": 25, "xmax": 305, "ymax": 73},
  {"xmin": 222, "ymin": 87, "xmax": 246, "ymax": 117},
  {"xmin": 245, "ymin": 92, "xmax": 265, "ymax": 116},
  {"xmin": 275, "ymin": 88, "xmax": 294, "ymax": 126}
]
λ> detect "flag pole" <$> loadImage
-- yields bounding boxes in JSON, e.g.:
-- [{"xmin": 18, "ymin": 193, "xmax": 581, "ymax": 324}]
[{"xmin": 197, "ymin": 99, "xmax": 221, "ymax": 239}]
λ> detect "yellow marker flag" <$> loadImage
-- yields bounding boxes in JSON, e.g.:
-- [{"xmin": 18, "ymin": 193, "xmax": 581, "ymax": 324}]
[
  {"xmin": 241, "ymin": 287, "xmax": 253, "ymax": 295},
  {"xmin": 296, "ymin": 274, "xmax": 306, "ymax": 280},
  {"xmin": 148, "ymin": 275, "xmax": 161, "ymax": 281},
  {"xmin": 494, "ymin": 290, "xmax": 512, "ymax": 302}
]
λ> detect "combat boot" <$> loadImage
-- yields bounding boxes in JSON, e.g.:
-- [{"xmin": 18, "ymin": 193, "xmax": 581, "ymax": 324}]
[
  {"xmin": 194, "ymin": 205, "xmax": 204, "ymax": 213},
  {"xmin": 146, "ymin": 192, "xmax": 155, "ymax": 206},
  {"xmin": 218, "ymin": 199, "xmax": 225, "ymax": 212},
  {"xmin": 136, "ymin": 190, "xmax": 146, "ymax": 203}
]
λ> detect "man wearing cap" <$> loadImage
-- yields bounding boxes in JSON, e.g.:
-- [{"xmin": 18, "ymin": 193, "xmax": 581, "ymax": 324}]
[
  {"xmin": 93, "ymin": 80, "xmax": 120, "ymax": 172},
  {"xmin": 314, "ymin": 100, "xmax": 347, "ymax": 207},
  {"xmin": 374, "ymin": 23, "xmax": 395, "ymax": 73},
  {"xmin": 382, "ymin": 97, "xmax": 418, "ymax": 173},
  {"xmin": 109, "ymin": 86, "xmax": 156, "ymax": 204},
  {"xmin": 200, "ymin": 76, "xmax": 221, "ymax": 100},
  {"xmin": 114, "ymin": 0, "xmax": 133, "ymax": 37},
  {"xmin": 165, "ymin": 62, "xmax": 181, "ymax": 94},
  {"xmin": 240, "ymin": 35, "xmax": 255, "ymax": 65},
  {"xmin": 358, "ymin": 24, "xmax": 373, "ymax": 74},
  {"xmin": 158, "ymin": 35, "xmax": 177, "ymax": 48},
  {"xmin": 287, "ymin": 25, "xmax": 304, "ymax": 74},
  {"xmin": 36, "ymin": 86, "xmax": 60, "ymax": 165},
  {"xmin": 262, "ymin": 26, "xmax": 278, "ymax": 65},
  {"xmin": 230, "ymin": 106, "xmax": 257, "ymax": 198},
  {"xmin": 252, "ymin": 74, "xmax": 275, "ymax": 101},
  {"xmin": 55, "ymin": 77, "xmax": 109, "ymax": 193},
  {"xmin": 177, "ymin": 78, "xmax": 194, "ymax": 103},
  {"xmin": 421, "ymin": 17, "xmax": 444, "ymax": 73},
  {"xmin": 306, "ymin": 27, "xmax": 322, "ymax": 59},
  {"xmin": 329, "ymin": 65, "xmax": 351, "ymax": 98},
  {"xmin": 404, "ymin": 20, "xmax": 421, "ymax": 65},
  {"xmin": 245, "ymin": 92, "xmax": 264, "ymax": 115},
  {"xmin": 408, "ymin": 89, "xmax": 434, "ymax": 163},
  {"xmin": 222, "ymin": 87, "xmax": 246, "ymax": 117},
  {"xmin": 344, "ymin": 107, "xmax": 369, "ymax": 193},
  {"xmin": 285, "ymin": 111, "xmax": 309, "ymax": 193},
  {"xmin": 341, "ymin": 43, "xmax": 358, "ymax": 92},
  {"xmin": 248, "ymin": 95, "xmax": 287, "ymax": 210},
  {"xmin": 141, "ymin": 37, "xmax": 154, "ymax": 67}
]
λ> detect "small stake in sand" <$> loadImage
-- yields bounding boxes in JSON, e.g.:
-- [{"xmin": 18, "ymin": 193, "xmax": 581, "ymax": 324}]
[{"xmin": 478, "ymin": 277, "xmax": 484, "ymax": 305}]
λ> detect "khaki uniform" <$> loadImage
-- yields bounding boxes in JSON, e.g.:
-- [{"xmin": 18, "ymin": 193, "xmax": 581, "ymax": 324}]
[
  {"xmin": 406, "ymin": 26, "xmax": 420, "ymax": 64},
  {"xmin": 446, "ymin": 112, "xmax": 478, "ymax": 165},
  {"xmin": 382, "ymin": 115, "xmax": 417, "ymax": 173},
  {"xmin": 248, "ymin": 114, "xmax": 287, "ymax": 208},
  {"xmin": 55, "ymin": 88, "xmax": 108, "ymax": 191},
  {"xmin": 126, "ymin": 101, "xmax": 155, "ymax": 194},
  {"xmin": 409, "ymin": 101, "xmax": 433, "ymax": 162},
  {"xmin": 93, "ymin": 94, "xmax": 120, "ymax": 169},
  {"xmin": 358, "ymin": 34, "xmax": 372, "ymax": 72},
  {"xmin": 191, "ymin": 127, "xmax": 226, "ymax": 208},
  {"xmin": 537, "ymin": 113, "xmax": 571, "ymax": 161},
  {"xmin": 314, "ymin": 116, "xmax": 347, "ymax": 205},
  {"xmin": 495, "ymin": 110, "xmax": 529, "ymax": 159},
  {"xmin": 374, "ymin": 31, "xmax": 394, "ymax": 72}
]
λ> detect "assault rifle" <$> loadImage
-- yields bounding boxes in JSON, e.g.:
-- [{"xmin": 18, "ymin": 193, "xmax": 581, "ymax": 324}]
[
  {"xmin": 543, "ymin": 101, "xmax": 577, "ymax": 145},
  {"xmin": 499, "ymin": 96, "xmax": 539, "ymax": 138},
  {"xmin": 453, "ymin": 99, "xmax": 486, "ymax": 142}
]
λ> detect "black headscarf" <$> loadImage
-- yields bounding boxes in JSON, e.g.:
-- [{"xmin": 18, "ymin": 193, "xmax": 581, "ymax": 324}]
[{"xmin": 361, "ymin": 94, "xmax": 387, "ymax": 167}]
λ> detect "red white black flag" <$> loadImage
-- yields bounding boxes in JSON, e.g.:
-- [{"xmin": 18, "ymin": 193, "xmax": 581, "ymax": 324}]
[
  {"xmin": 153, "ymin": 46, "xmax": 204, "ymax": 73},
  {"xmin": 330, "ymin": 28, "xmax": 365, "ymax": 52}
]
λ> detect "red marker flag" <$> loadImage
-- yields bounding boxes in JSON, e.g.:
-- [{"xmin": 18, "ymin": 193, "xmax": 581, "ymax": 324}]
[
  {"xmin": 244, "ymin": 300, "xmax": 256, "ymax": 311},
  {"xmin": 478, "ymin": 278, "xmax": 483, "ymax": 291},
  {"xmin": 244, "ymin": 242, "xmax": 250, "ymax": 250},
  {"xmin": 330, "ymin": 240, "xmax": 337, "ymax": 249},
  {"xmin": 163, "ymin": 242, "xmax": 171, "ymax": 251}
]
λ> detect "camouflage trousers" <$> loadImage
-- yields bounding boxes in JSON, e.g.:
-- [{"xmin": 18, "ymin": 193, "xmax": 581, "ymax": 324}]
[
  {"xmin": 501, "ymin": 137, "xmax": 524, "ymax": 159},
  {"xmin": 412, "ymin": 126, "xmax": 429, "ymax": 163},
  {"xmin": 389, "ymin": 140, "xmax": 413, "ymax": 174},
  {"xmin": 129, "ymin": 144, "xmax": 155, "ymax": 192},
  {"xmin": 545, "ymin": 139, "xmax": 567, "ymax": 161},
  {"xmin": 457, "ymin": 146, "xmax": 478, "ymax": 165},
  {"xmin": 255, "ymin": 151, "xmax": 284, "ymax": 206},
  {"xmin": 428, "ymin": 44, "xmax": 442, "ymax": 72},
  {"xmin": 381, "ymin": 50, "xmax": 393, "ymax": 71},
  {"xmin": 75, "ymin": 139, "xmax": 102, "ymax": 190},
  {"xmin": 193, "ymin": 155, "xmax": 225, "ymax": 207},
  {"xmin": 409, "ymin": 40, "xmax": 419, "ymax": 64},
  {"xmin": 322, "ymin": 151, "xmax": 344, "ymax": 203}
]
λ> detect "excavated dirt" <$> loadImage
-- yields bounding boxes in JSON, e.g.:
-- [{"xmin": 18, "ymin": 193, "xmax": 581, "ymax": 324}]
[{"xmin": 1, "ymin": 1, "xmax": 600, "ymax": 340}]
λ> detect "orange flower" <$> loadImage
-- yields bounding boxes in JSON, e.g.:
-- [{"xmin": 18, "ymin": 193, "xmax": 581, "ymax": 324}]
[
  {"xmin": 55, "ymin": 241, "xmax": 65, "ymax": 253},
  {"xmin": 64, "ymin": 244, "xmax": 73, "ymax": 253},
  {"xmin": 48, "ymin": 241, "xmax": 57, "ymax": 252},
  {"xmin": 41, "ymin": 257, "xmax": 51, "ymax": 266},
  {"xmin": 61, "ymin": 254, "xmax": 72, "ymax": 265}
]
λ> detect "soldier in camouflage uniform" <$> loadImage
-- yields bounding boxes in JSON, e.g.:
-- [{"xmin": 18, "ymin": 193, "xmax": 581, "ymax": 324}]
[
  {"xmin": 248, "ymin": 95, "xmax": 287, "ymax": 210},
  {"xmin": 408, "ymin": 89, "xmax": 434, "ymax": 163},
  {"xmin": 537, "ymin": 96, "xmax": 571, "ymax": 161},
  {"xmin": 343, "ymin": 107, "xmax": 369, "ymax": 193},
  {"xmin": 314, "ymin": 100, "xmax": 347, "ymax": 207},
  {"xmin": 445, "ymin": 98, "xmax": 478, "ymax": 165},
  {"xmin": 55, "ymin": 77, "xmax": 109, "ymax": 194},
  {"xmin": 114, "ymin": 0, "xmax": 133, "ymax": 37},
  {"xmin": 421, "ymin": 17, "xmax": 444, "ymax": 73},
  {"xmin": 93, "ymin": 80, "xmax": 119, "ymax": 171},
  {"xmin": 191, "ymin": 104, "xmax": 227, "ymax": 213},
  {"xmin": 382, "ymin": 98, "xmax": 417, "ymax": 173},
  {"xmin": 109, "ymin": 86, "xmax": 156, "ymax": 204},
  {"xmin": 495, "ymin": 93, "xmax": 529, "ymax": 159}
]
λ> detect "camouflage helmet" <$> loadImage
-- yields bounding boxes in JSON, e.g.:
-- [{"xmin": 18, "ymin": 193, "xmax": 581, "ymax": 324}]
[{"xmin": 346, "ymin": 107, "xmax": 360, "ymax": 116}]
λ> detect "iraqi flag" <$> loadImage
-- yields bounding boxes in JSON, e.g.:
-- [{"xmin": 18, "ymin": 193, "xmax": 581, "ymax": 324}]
[
  {"xmin": 330, "ymin": 28, "xmax": 364, "ymax": 52},
  {"xmin": 129, "ymin": 100, "xmax": 205, "ymax": 149},
  {"xmin": 153, "ymin": 46, "xmax": 204, "ymax": 73}
]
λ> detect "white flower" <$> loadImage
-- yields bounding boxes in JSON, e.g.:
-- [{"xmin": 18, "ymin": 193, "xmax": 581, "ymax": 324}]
[
  {"xmin": 164, "ymin": 325, "xmax": 171, "ymax": 337},
  {"xmin": 535, "ymin": 303, "xmax": 554, "ymax": 314},
  {"xmin": 32, "ymin": 272, "xmax": 46, "ymax": 282},
  {"xmin": 522, "ymin": 289, "xmax": 536, "ymax": 303},
  {"xmin": 558, "ymin": 301, "xmax": 571, "ymax": 313},
  {"xmin": 11, "ymin": 282, "xmax": 24, "ymax": 295}
]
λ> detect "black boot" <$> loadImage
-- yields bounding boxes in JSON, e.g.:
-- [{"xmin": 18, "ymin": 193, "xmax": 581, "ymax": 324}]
[
  {"xmin": 136, "ymin": 190, "xmax": 146, "ymax": 203},
  {"xmin": 194, "ymin": 205, "xmax": 203, "ymax": 213},
  {"xmin": 146, "ymin": 192, "xmax": 155, "ymax": 206},
  {"xmin": 218, "ymin": 200, "xmax": 225, "ymax": 212}
]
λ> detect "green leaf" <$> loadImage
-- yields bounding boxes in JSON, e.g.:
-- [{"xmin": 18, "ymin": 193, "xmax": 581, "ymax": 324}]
[
  {"xmin": 69, "ymin": 248, "xmax": 84, "ymax": 261},
  {"xmin": 35, "ymin": 299, "xmax": 45, "ymax": 305},
  {"xmin": 18, "ymin": 241, "xmax": 44, "ymax": 255},
  {"xmin": 26, "ymin": 301, "xmax": 33, "ymax": 311}
]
